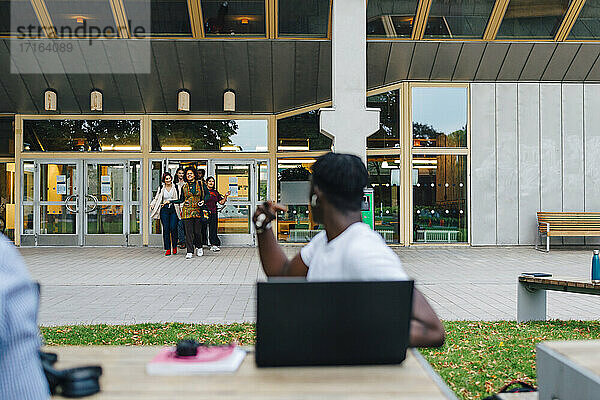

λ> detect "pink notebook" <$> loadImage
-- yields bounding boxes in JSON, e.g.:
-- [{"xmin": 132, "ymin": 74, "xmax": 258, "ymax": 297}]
[{"xmin": 146, "ymin": 345, "xmax": 246, "ymax": 375}]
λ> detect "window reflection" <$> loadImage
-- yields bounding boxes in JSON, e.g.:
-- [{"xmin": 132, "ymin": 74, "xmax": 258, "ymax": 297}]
[
  {"xmin": 367, "ymin": 0, "xmax": 419, "ymax": 38},
  {"xmin": 23, "ymin": 120, "xmax": 141, "ymax": 152},
  {"xmin": 3, "ymin": 0, "xmax": 40, "ymax": 36},
  {"xmin": 45, "ymin": 0, "xmax": 118, "ymax": 38},
  {"xmin": 0, "ymin": 162, "xmax": 15, "ymax": 240},
  {"xmin": 368, "ymin": 156, "xmax": 401, "ymax": 244},
  {"xmin": 0, "ymin": 118, "xmax": 13, "ymax": 156},
  {"xmin": 367, "ymin": 90, "xmax": 400, "ymax": 149},
  {"xmin": 424, "ymin": 0, "xmax": 496, "ymax": 39},
  {"xmin": 277, "ymin": 159, "xmax": 319, "ymax": 243},
  {"xmin": 496, "ymin": 0, "xmax": 572, "ymax": 40},
  {"xmin": 124, "ymin": 0, "xmax": 192, "ymax": 36},
  {"xmin": 412, "ymin": 155, "xmax": 467, "ymax": 243},
  {"xmin": 152, "ymin": 120, "xmax": 268, "ymax": 152},
  {"xmin": 412, "ymin": 87, "xmax": 467, "ymax": 148},
  {"xmin": 202, "ymin": 0, "xmax": 265, "ymax": 35},
  {"xmin": 277, "ymin": 110, "xmax": 332, "ymax": 151},
  {"xmin": 568, "ymin": 0, "xmax": 600, "ymax": 40},
  {"xmin": 278, "ymin": 0, "xmax": 329, "ymax": 37}
]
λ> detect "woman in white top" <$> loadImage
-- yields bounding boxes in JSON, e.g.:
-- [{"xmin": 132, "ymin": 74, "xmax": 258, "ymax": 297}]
[
  {"xmin": 150, "ymin": 172, "xmax": 181, "ymax": 256},
  {"xmin": 174, "ymin": 167, "xmax": 186, "ymax": 249}
]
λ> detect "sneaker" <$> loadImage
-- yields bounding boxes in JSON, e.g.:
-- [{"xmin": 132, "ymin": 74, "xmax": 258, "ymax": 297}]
[
  {"xmin": 210, "ymin": 245, "xmax": 220, "ymax": 252},
  {"xmin": 165, "ymin": 250, "xmax": 171, "ymax": 256},
  {"xmin": 185, "ymin": 253, "xmax": 193, "ymax": 259},
  {"xmin": 197, "ymin": 248, "xmax": 204, "ymax": 257},
  {"xmin": 172, "ymin": 247, "xmax": 177, "ymax": 255},
  {"xmin": 178, "ymin": 243, "xmax": 186, "ymax": 249}
]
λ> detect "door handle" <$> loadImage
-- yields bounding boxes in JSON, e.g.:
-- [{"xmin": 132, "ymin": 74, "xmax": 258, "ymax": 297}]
[
  {"xmin": 85, "ymin": 194, "xmax": 98, "ymax": 213},
  {"xmin": 65, "ymin": 194, "xmax": 78, "ymax": 213}
]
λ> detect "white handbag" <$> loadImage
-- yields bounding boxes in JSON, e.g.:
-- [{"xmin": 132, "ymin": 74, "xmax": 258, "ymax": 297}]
[{"xmin": 150, "ymin": 189, "xmax": 163, "ymax": 220}]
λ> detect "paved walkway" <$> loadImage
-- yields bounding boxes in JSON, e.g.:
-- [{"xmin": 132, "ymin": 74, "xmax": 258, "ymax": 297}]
[{"xmin": 20, "ymin": 246, "xmax": 600, "ymax": 325}]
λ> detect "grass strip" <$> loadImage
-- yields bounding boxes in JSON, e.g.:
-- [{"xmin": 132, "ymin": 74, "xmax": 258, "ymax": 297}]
[{"xmin": 41, "ymin": 320, "xmax": 600, "ymax": 400}]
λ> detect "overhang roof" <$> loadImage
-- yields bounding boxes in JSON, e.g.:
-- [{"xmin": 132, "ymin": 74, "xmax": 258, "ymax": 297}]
[
  {"xmin": 0, "ymin": 39, "xmax": 331, "ymax": 114},
  {"xmin": 367, "ymin": 41, "xmax": 600, "ymax": 88},
  {"xmin": 2, "ymin": 39, "xmax": 600, "ymax": 115}
]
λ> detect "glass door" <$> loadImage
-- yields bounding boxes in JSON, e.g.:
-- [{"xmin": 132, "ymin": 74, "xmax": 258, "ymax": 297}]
[
  {"xmin": 84, "ymin": 161, "xmax": 128, "ymax": 246},
  {"xmin": 210, "ymin": 161, "xmax": 256, "ymax": 246},
  {"xmin": 21, "ymin": 160, "xmax": 81, "ymax": 246}
]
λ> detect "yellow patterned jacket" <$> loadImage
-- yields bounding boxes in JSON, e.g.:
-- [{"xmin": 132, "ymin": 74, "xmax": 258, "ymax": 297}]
[{"xmin": 177, "ymin": 181, "xmax": 208, "ymax": 220}]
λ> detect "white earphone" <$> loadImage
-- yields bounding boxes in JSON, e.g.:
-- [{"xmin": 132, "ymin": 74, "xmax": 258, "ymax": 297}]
[{"xmin": 311, "ymin": 194, "xmax": 318, "ymax": 207}]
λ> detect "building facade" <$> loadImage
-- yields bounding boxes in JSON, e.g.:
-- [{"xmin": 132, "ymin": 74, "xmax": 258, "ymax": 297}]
[{"xmin": 0, "ymin": 0, "xmax": 599, "ymax": 247}]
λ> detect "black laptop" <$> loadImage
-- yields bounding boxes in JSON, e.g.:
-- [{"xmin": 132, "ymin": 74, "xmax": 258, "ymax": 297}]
[{"xmin": 255, "ymin": 279, "xmax": 414, "ymax": 367}]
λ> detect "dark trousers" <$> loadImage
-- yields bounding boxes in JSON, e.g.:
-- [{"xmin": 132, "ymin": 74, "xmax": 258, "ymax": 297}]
[
  {"xmin": 183, "ymin": 218, "xmax": 203, "ymax": 254},
  {"xmin": 160, "ymin": 206, "xmax": 178, "ymax": 250},
  {"xmin": 200, "ymin": 219, "xmax": 208, "ymax": 246},
  {"xmin": 177, "ymin": 219, "xmax": 185, "ymax": 245},
  {"xmin": 208, "ymin": 212, "xmax": 221, "ymax": 246}
]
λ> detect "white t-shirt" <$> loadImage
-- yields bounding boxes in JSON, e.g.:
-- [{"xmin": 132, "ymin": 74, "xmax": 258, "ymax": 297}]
[{"xmin": 300, "ymin": 222, "xmax": 409, "ymax": 281}]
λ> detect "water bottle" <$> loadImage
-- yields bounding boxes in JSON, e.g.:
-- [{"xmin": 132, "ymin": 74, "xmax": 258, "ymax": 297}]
[{"xmin": 593, "ymin": 250, "xmax": 600, "ymax": 283}]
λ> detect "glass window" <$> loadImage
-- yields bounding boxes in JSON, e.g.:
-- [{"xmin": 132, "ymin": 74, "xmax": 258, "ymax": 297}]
[
  {"xmin": 44, "ymin": 0, "xmax": 119, "ymax": 38},
  {"xmin": 0, "ymin": 118, "xmax": 14, "ymax": 156},
  {"xmin": 367, "ymin": 156, "xmax": 401, "ymax": 244},
  {"xmin": 151, "ymin": 161, "xmax": 162, "ymax": 235},
  {"xmin": 0, "ymin": 162, "xmax": 15, "ymax": 240},
  {"xmin": 367, "ymin": 0, "xmax": 419, "ymax": 38},
  {"xmin": 129, "ymin": 161, "xmax": 141, "ymax": 234},
  {"xmin": 152, "ymin": 120, "xmax": 268, "ymax": 152},
  {"xmin": 202, "ymin": 0, "xmax": 265, "ymax": 36},
  {"xmin": 278, "ymin": 0, "xmax": 329, "ymax": 37},
  {"xmin": 496, "ymin": 0, "xmax": 572, "ymax": 40},
  {"xmin": 424, "ymin": 0, "xmax": 496, "ymax": 39},
  {"xmin": 23, "ymin": 120, "xmax": 141, "ymax": 152},
  {"xmin": 412, "ymin": 155, "xmax": 467, "ymax": 243},
  {"xmin": 277, "ymin": 110, "xmax": 332, "ymax": 151},
  {"xmin": 412, "ymin": 87, "xmax": 467, "ymax": 148},
  {"xmin": 124, "ymin": 0, "xmax": 192, "ymax": 37},
  {"xmin": 367, "ymin": 90, "xmax": 400, "ymax": 149},
  {"xmin": 568, "ymin": 0, "xmax": 600, "ymax": 40},
  {"xmin": 5, "ymin": 0, "xmax": 40, "ymax": 37},
  {"xmin": 277, "ymin": 159, "xmax": 320, "ymax": 243},
  {"xmin": 257, "ymin": 161, "xmax": 268, "ymax": 202}
]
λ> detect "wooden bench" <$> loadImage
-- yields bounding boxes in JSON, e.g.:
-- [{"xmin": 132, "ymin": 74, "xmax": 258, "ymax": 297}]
[
  {"xmin": 536, "ymin": 212, "xmax": 600, "ymax": 252},
  {"xmin": 517, "ymin": 275, "xmax": 600, "ymax": 322}
]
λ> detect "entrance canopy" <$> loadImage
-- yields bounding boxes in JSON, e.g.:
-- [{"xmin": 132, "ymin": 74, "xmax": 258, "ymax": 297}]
[
  {"xmin": 0, "ymin": 39, "xmax": 331, "ymax": 114},
  {"xmin": 2, "ymin": 39, "xmax": 600, "ymax": 115}
]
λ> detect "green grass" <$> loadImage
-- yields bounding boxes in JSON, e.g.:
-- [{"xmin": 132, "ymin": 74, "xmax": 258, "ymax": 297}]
[
  {"xmin": 420, "ymin": 320, "xmax": 600, "ymax": 400},
  {"xmin": 41, "ymin": 320, "xmax": 600, "ymax": 400}
]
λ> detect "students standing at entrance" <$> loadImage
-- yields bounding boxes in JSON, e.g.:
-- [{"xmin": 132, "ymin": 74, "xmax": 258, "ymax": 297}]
[
  {"xmin": 168, "ymin": 167, "xmax": 208, "ymax": 259},
  {"xmin": 196, "ymin": 167, "xmax": 209, "ymax": 248},
  {"xmin": 205, "ymin": 176, "xmax": 230, "ymax": 252},
  {"xmin": 150, "ymin": 172, "xmax": 180, "ymax": 256},
  {"xmin": 174, "ymin": 167, "xmax": 186, "ymax": 249}
]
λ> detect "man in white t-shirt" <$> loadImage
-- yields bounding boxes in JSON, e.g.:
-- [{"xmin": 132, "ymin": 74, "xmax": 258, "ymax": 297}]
[{"xmin": 253, "ymin": 153, "xmax": 445, "ymax": 347}]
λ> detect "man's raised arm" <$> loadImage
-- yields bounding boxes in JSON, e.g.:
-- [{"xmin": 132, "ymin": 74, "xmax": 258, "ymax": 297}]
[{"xmin": 253, "ymin": 201, "xmax": 308, "ymax": 277}]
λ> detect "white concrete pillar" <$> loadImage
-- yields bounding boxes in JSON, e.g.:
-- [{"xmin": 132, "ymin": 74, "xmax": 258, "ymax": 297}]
[{"xmin": 320, "ymin": 0, "xmax": 380, "ymax": 162}]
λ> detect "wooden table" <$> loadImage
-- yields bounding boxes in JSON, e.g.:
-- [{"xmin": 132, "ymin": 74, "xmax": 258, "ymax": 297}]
[
  {"xmin": 537, "ymin": 340, "xmax": 600, "ymax": 400},
  {"xmin": 517, "ymin": 275, "xmax": 600, "ymax": 322},
  {"xmin": 48, "ymin": 346, "xmax": 457, "ymax": 399}
]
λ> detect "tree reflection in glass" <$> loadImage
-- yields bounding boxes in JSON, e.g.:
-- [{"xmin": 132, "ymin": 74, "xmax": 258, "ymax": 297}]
[
  {"xmin": 152, "ymin": 120, "xmax": 268, "ymax": 152},
  {"xmin": 23, "ymin": 120, "xmax": 140, "ymax": 152}
]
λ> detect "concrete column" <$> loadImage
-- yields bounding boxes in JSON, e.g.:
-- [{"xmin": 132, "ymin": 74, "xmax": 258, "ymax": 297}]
[{"xmin": 320, "ymin": 0, "xmax": 380, "ymax": 162}]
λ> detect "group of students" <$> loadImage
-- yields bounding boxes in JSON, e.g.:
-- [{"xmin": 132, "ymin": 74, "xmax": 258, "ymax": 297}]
[{"xmin": 151, "ymin": 166, "xmax": 230, "ymax": 259}]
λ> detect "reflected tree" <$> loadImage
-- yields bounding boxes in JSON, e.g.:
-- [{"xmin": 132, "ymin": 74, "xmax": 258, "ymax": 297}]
[
  {"xmin": 23, "ymin": 120, "xmax": 140, "ymax": 151},
  {"xmin": 152, "ymin": 120, "xmax": 238, "ymax": 151}
]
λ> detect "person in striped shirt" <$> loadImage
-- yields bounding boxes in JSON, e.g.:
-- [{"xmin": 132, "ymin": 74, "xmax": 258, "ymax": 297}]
[{"xmin": 0, "ymin": 234, "xmax": 49, "ymax": 399}]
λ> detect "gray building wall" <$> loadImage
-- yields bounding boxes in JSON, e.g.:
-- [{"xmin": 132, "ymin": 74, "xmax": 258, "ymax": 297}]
[{"xmin": 471, "ymin": 83, "xmax": 600, "ymax": 246}]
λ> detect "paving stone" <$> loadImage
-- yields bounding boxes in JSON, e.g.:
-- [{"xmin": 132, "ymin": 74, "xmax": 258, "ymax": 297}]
[{"xmin": 20, "ymin": 246, "xmax": 600, "ymax": 325}]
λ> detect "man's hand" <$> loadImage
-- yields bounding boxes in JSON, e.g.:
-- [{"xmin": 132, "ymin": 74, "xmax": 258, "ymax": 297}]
[{"xmin": 252, "ymin": 201, "xmax": 287, "ymax": 233}]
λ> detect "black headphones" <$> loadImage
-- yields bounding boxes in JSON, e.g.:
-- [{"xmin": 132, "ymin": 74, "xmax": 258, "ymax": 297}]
[{"xmin": 40, "ymin": 351, "xmax": 102, "ymax": 398}]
